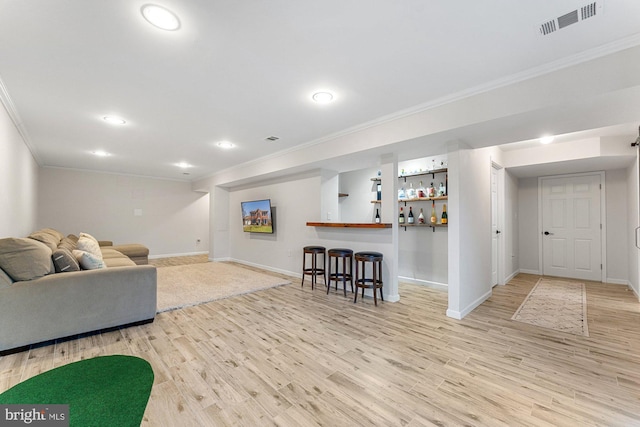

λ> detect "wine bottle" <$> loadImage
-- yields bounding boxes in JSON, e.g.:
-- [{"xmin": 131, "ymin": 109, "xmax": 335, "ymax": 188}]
[
  {"xmin": 418, "ymin": 208, "xmax": 425, "ymax": 224},
  {"xmin": 408, "ymin": 206, "xmax": 414, "ymax": 224},
  {"xmin": 430, "ymin": 201, "xmax": 437, "ymax": 224},
  {"xmin": 441, "ymin": 204, "xmax": 448, "ymax": 224},
  {"xmin": 377, "ymin": 183, "xmax": 382, "ymax": 201},
  {"xmin": 399, "ymin": 207, "xmax": 405, "ymax": 224},
  {"xmin": 375, "ymin": 209, "xmax": 381, "ymax": 223}
]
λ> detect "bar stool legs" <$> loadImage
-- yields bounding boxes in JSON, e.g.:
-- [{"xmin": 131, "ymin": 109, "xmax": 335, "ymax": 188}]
[
  {"xmin": 327, "ymin": 248, "xmax": 353, "ymax": 296},
  {"xmin": 354, "ymin": 251, "xmax": 384, "ymax": 306},
  {"xmin": 301, "ymin": 246, "xmax": 326, "ymax": 290}
]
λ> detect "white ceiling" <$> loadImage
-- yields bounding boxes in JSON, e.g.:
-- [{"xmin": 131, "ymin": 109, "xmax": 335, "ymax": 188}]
[{"xmin": 1, "ymin": 1, "xmax": 640, "ymax": 182}]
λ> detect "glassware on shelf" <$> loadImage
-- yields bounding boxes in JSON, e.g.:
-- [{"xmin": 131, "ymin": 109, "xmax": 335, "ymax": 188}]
[
  {"xmin": 406, "ymin": 182, "xmax": 417, "ymax": 200},
  {"xmin": 417, "ymin": 181, "xmax": 427, "ymax": 198},
  {"xmin": 438, "ymin": 182, "xmax": 446, "ymax": 197}
]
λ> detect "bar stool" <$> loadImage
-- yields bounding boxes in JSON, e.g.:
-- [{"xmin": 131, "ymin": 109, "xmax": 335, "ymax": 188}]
[
  {"xmin": 301, "ymin": 246, "xmax": 326, "ymax": 290},
  {"xmin": 327, "ymin": 248, "xmax": 354, "ymax": 296},
  {"xmin": 354, "ymin": 251, "xmax": 384, "ymax": 306}
]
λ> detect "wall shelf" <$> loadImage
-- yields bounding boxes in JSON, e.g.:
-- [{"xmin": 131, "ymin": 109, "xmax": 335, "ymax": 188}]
[{"xmin": 306, "ymin": 222, "xmax": 392, "ymax": 229}]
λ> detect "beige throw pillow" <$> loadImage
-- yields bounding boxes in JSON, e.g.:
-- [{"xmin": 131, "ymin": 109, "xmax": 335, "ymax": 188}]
[
  {"xmin": 0, "ymin": 238, "xmax": 53, "ymax": 281},
  {"xmin": 77, "ymin": 235, "xmax": 102, "ymax": 259}
]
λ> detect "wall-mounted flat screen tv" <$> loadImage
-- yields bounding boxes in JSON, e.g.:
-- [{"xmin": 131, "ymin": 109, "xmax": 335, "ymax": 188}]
[{"xmin": 241, "ymin": 199, "xmax": 274, "ymax": 234}]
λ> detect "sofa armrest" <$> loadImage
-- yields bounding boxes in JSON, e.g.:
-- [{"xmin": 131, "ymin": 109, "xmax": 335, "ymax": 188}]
[{"xmin": 98, "ymin": 240, "xmax": 113, "ymax": 247}]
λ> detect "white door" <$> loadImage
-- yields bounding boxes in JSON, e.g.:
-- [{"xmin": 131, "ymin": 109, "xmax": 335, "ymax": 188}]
[
  {"xmin": 491, "ymin": 166, "xmax": 499, "ymax": 286},
  {"xmin": 541, "ymin": 174, "xmax": 602, "ymax": 281}
]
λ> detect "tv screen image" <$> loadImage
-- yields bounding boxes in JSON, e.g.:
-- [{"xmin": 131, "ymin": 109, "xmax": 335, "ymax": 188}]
[{"xmin": 241, "ymin": 199, "xmax": 274, "ymax": 233}]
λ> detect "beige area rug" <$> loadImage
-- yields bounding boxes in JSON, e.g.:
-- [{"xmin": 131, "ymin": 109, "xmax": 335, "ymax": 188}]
[
  {"xmin": 156, "ymin": 262, "xmax": 290, "ymax": 313},
  {"xmin": 511, "ymin": 277, "xmax": 589, "ymax": 337}
]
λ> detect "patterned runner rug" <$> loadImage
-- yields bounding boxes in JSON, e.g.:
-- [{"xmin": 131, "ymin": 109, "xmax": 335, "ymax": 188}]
[{"xmin": 511, "ymin": 277, "xmax": 589, "ymax": 337}]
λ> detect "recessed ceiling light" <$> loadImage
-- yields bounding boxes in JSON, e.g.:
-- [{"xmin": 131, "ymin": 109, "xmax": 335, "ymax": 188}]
[
  {"xmin": 540, "ymin": 136, "xmax": 555, "ymax": 144},
  {"xmin": 103, "ymin": 116, "xmax": 126, "ymax": 125},
  {"xmin": 92, "ymin": 150, "xmax": 111, "ymax": 157},
  {"xmin": 217, "ymin": 141, "xmax": 234, "ymax": 149},
  {"xmin": 312, "ymin": 92, "xmax": 334, "ymax": 103},
  {"xmin": 141, "ymin": 4, "xmax": 181, "ymax": 31},
  {"xmin": 176, "ymin": 162, "xmax": 192, "ymax": 168}
]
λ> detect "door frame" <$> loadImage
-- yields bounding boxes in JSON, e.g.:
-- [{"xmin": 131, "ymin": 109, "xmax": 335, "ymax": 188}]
[{"xmin": 537, "ymin": 171, "xmax": 607, "ymax": 282}]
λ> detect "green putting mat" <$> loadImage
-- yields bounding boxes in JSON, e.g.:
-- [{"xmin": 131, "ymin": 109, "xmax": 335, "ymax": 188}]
[{"xmin": 0, "ymin": 355, "xmax": 154, "ymax": 427}]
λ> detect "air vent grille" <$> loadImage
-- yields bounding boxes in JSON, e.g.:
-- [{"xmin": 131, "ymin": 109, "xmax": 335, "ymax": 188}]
[
  {"xmin": 581, "ymin": 2, "xmax": 597, "ymax": 19},
  {"xmin": 265, "ymin": 136, "xmax": 279, "ymax": 142},
  {"xmin": 557, "ymin": 10, "xmax": 579, "ymax": 29},
  {"xmin": 539, "ymin": 1, "xmax": 602, "ymax": 36}
]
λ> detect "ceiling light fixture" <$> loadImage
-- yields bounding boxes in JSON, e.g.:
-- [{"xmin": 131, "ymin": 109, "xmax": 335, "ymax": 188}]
[
  {"xmin": 540, "ymin": 136, "xmax": 555, "ymax": 144},
  {"xmin": 312, "ymin": 91, "xmax": 334, "ymax": 104},
  {"xmin": 176, "ymin": 162, "xmax": 192, "ymax": 168},
  {"xmin": 103, "ymin": 116, "xmax": 126, "ymax": 125},
  {"xmin": 217, "ymin": 141, "xmax": 234, "ymax": 149},
  {"xmin": 141, "ymin": 4, "xmax": 181, "ymax": 31},
  {"xmin": 92, "ymin": 150, "xmax": 111, "ymax": 157}
]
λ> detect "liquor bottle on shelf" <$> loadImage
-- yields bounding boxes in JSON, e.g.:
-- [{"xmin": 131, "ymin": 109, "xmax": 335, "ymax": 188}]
[
  {"xmin": 418, "ymin": 208, "xmax": 425, "ymax": 224},
  {"xmin": 428, "ymin": 182, "xmax": 436, "ymax": 198},
  {"xmin": 438, "ymin": 182, "xmax": 446, "ymax": 197},
  {"xmin": 430, "ymin": 201, "xmax": 437, "ymax": 224},
  {"xmin": 377, "ymin": 183, "xmax": 381, "ymax": 201},
  {"xmin": 375, "ymin": 209, "xmax": 381, "ymax": 223},
  {"xmin": 399, "ymin": 207, "xmax": 405, "ymax": 224},
  {"xmin": 417, "ymin": 181, "xmax": 427, "ymax": 198},
  {"xmin": 441, "ymin": 204, "xmax": 448, "ymax": 224},
  {"xmin": 408, "ymin": 206, "xmax": 415, "ymax": 224},
  {"xmin": 406, "ymin": 182, "xmax": 417, "ymax": 200}
]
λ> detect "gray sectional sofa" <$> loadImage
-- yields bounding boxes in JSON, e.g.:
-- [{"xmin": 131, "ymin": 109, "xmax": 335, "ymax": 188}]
[{"xmin": 0, "ymin": 228, "xmax": 157, "ymax": 353}]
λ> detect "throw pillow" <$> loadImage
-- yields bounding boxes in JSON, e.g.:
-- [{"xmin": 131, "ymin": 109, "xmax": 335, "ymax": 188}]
[
  {"xmin": 79, "ymin": 232, "xmax": 99, "ymax": 244},
  {"xmin": 52, "ymin": 248, "xmax": 81, "ymax": 273},
  {"xmin": 28, "ymin": 230, "xmax": 60, "ymax": 252},
  {"xmin": 77, "ymin": 235, "xmax": 102, "ymax": 258},
  {"xmin": 58, "ymin": 237, "xmax": 77, "ymax": 252},
  {"xmin": 72, "ymin": 250, "xmax": 106, "ymax": 270},
  {"xmin": 0, "ymin": 238, "xmax": 53, "ymax": 281}
]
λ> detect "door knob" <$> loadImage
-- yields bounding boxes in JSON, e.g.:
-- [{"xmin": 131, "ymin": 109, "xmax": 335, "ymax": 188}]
[
  {"xmin": 543, "ymin": 231, "xmax": 554, "ymax": 235},
  {"xmin": 495, "ymin": 230, "xmax": 501, "ymax": 234}
]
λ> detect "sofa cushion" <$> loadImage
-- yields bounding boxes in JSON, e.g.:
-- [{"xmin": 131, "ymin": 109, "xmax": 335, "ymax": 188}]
[
  {"xmin": 52, "ymin": 248, "xmax": 81, "ymax": 273},
  {"xmin": 77, "ymin": 235, "xmax": 102, "ymax": 259},
  {"xmin": 57, "ymin": 237, "xmax": 77, "ymax": 252},
  {"xmin": 0, "ymin": 267, "xmax": 13, "ymax": 289},
  {"xmin": 0, "ymin": 238, "xmax": 53, "ymax": 281},
  {"xmin": 28, "ymin": 229, "xmax": 61, "ymax": 252},
  {"xmin": 72, "ymin": 250, "xmax": 106, "ymax": 270},
  {"xmin": 103, "ymin": 257, "xmax": 136, "ymax": 268}
]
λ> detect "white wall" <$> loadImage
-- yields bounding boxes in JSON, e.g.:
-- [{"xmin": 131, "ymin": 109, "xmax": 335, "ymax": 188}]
[
  {"xmin": 227, "ymin": 173, "xmax": 322, "ymax": 276},
  {"xmin": 447, "ymin": 145, "xmax": 494, "ymax": 319},
  {"xmin": 517, "ymin": 177, "xmax": 540, "ymax": 273},
  {"xmin": 504, "ymin": 170, "xmax": 519, "ymax": 280},
  {"xmin": 627, "ymin": 159, "xmax": 639, "ymax": 298},
  {"xmin": 37, "ymin": 168, "xmax": 209, "ymax": 257},
  {"xmin": 0, "ymin": 102, "xmax": 38, "ymax": 238},
  {"xmin": 516, "ymin": 169, "xmax": 629, "ymax": 283}
]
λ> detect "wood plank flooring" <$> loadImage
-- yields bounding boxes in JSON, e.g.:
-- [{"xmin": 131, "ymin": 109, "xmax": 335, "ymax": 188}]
[{"xmin": 1, "ymin": 268, "xmax": 640, "ymax": 426}]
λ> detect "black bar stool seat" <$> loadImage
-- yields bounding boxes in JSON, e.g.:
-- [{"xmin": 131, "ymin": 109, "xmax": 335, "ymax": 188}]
[
  {"xmin": 301, "ymin": 246, "xmax": 326, "ymax": 290},
  {"xmin": 354, "ymin": 251, "xmax": 384, "ymax": 305},
  {"xmin": 327, "ymin": 248, "xmax": 354, "ymax": 296}
]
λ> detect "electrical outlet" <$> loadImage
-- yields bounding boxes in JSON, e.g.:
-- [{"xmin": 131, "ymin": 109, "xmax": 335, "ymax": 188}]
[{"xmin": 327, "ymin": 211, "xmax": 331, "ymax": 220}]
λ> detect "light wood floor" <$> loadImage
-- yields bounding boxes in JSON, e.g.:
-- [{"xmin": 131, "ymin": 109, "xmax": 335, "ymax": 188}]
[{"xmin": 1, "ymin": 267, "xmax": 640, "ymax": 426}]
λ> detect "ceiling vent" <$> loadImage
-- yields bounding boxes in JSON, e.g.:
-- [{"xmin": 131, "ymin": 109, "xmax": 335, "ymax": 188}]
[
  {"xmin": 265, "ymin": 136, "xmax": 279, "ymax": 142},
  {"xmin": 538, "ymin": 1, "xmax": 602, "ymax": 36}
]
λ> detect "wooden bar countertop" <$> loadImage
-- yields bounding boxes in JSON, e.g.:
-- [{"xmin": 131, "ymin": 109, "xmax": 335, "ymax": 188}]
[{"xmin": 306, "ymin": 222, "xmax": 392, "ymax": 228}]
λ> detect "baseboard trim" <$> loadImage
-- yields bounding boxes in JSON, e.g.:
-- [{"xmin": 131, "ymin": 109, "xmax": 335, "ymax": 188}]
[
  {"xmin": 504, "ymin": 270, "xmax": 519, "ymax": 284},
  {"xmin": 150, "ymin": 251, "xmax": 208, "ymax": 259},
  {"xmin": 227, "ymin": 258, "xmax": 299, "ymax": 279},
  {"xmin": 399, "ymin": 276, "xmax": 447, "ymax": 292},
  {"xmin": 518, "ymin": 268, "xmax": 540, "ymax": 275},
  {"xmin": 446, "ymin": 289, "xmax": 492, "ymax": 320},
  {"xmin": 605, "ymin": 278, "xmax": 629, "ymax": 285}
]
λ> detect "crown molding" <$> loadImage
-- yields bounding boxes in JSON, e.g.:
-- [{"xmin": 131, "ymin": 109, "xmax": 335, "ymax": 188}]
[{"xmin": 0, "ymin": 74, "xmax": 42, "ymax": 165}]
